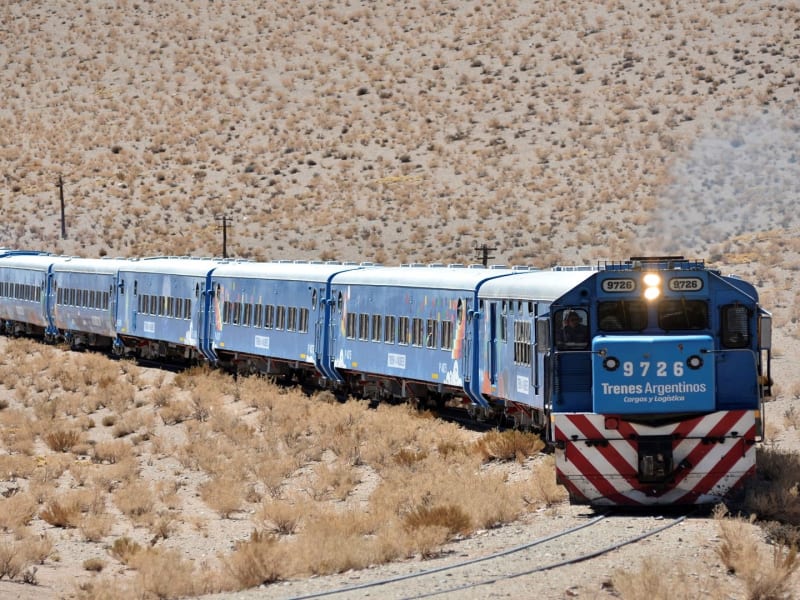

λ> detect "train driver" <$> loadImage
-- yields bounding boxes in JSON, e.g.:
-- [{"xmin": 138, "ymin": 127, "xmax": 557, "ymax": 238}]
[{"xmin": 557, "ymin": 310, "xmax": 589, "ymax": 349}]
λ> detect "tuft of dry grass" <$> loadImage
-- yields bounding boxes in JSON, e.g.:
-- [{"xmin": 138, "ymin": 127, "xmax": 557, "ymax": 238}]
[
  {"xmin": 43, "ymin": 428, "xmax": 82, "ymax": 452},
  {"xmin": 473, "ymin": 429, "xmax": 545, "ymax": 462},
  {"xmin": 715, "ymin": 506, "xmax": 799, "ymax": 599}
]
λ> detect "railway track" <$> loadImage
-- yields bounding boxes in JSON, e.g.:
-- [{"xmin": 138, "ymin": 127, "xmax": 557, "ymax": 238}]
[{"xmin": 274, "ymin": 511, "xmax": 689, "ymax": 600}]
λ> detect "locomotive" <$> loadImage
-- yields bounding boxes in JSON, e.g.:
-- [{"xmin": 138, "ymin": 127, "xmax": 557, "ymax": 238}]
[{"xmin": 0, "ymin": 249, "xmax": 772, "ymax": 506}]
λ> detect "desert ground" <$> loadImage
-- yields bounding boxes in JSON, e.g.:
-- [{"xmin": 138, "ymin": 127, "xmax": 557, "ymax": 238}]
[{"xmin": 1, "ymin": 1, "xmax": 799, "ymax": 598}]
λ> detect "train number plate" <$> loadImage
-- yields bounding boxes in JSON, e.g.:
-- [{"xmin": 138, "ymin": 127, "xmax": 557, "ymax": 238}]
[
  {"xmin": 668, "ymin": 277, "xmax": 703, "ymax": 291},
  {"xmin": 601, "ymin": 278, "xmax": 636, "ymax": 292}
]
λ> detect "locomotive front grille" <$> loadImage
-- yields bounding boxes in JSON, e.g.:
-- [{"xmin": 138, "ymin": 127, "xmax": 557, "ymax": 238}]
[{"xmin": 637, "ymin": 436, "xmax": 674, "ymax": 484}]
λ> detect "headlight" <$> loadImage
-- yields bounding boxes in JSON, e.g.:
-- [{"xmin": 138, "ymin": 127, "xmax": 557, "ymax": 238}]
[{"xmin": 643, "ymin": 272, "xmax": 661, "ymax": 301}]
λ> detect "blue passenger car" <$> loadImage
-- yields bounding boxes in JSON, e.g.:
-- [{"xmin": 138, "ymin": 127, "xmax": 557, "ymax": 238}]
[
  {"xmin": 51, "ymin": 257, "xmax": 134, "ymax": 351},
  {"xmin": 476, "ymin": 268, "xmax": 596, "ymax": 426},
  {"xmin": 0, "ymin": 252, "xmax": 62, "ymax": 338},
  {"xmin": 208, "ymin": 261, "xmax": 365, "ymax": 378},
  {"xmin": 328, "ymin": 265, "xmax": 515, "ymax": 405},
  {"xmin": 115, "ymin": 257, "xmax": 222, "ymax": 361}
]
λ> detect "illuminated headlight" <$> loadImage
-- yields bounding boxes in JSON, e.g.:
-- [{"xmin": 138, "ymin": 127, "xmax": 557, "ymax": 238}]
[
  {"xmin": 643, "ymin": 273, "xmax": 661, "ymax": 286},
  {"xmin": 603, "ymin": 356, "xmax": 620, "ymax": 371},
  {"xmin": 687, "ymin": 355, "xmax": 704, "ymax": 370},
  {"xmin": 644, "ymin": 286, "xmax": 660, "ymax": 300},
  {"xmin": 643, "ymin": 272, "xmax": 661, "ymax": 301}
]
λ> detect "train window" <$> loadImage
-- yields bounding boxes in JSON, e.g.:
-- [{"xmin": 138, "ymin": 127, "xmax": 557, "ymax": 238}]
[
  {"xmin": 276, "ymin": 306, "xmax": 286, "ymax": 330},
  {"xmin": 514, "ymin": 320, "xmax": 532, "ymax": 366},
  {"xmin": 411, "ymin": 318, "xmax": 424, "ymax": 347},
  {"xmin": 555, "ymin": 308, "xmax": 589, "ymax": 350},
  {"xmin": 345, "ymin": 312, "xmax": 356, "ymax": 339},
  {"xmin": 337, "ymin": 292, "xmax": 343, "ymax": 312},
  {"xmin": 243, "ymin": 303, "xmax": 252, "ymax": 327},
  {"xmin": 150, "ymin": 296, "xmax": 158, "ymax": 315},
  {"xmin": 264, "ymin": 305, "xmax": 274, "ymax": 329},
  {"xmin": 457, "ymin": 299, "xmax": 465, "ymax": 326},
  {"xmin": 384, "ymin": 315, "xmax": 396, "ymax": 344},
  {"xmin": 398, "ymin": 317, "xmax": 410, "ymax": 345},
  {"xmin": 440, "ymin": 320, "xmax": 453, "ymax": 350},
  {"xmin": 167, "ymin": 297, "xmax": 174, "ymax": 318},
  {"xmin": 658, "ymin": 300, "xmax": 708, "ymax": 331},
  {"xmin": 500, "ymin": 310, "xmax": 507, "ymax": 343},
  {"xmin": 371, "ymin": 315, "xmax": 382, "ymax": 342},
  {"xmin": 598, "ymin": 300, "xmax": 648, "ymax": 331},
  {"xmin": 175, "ymin": 298, "xmax": 183, "ymax": 319},
  {"xmin": 426, "ymin": 319, "xmax": 437, "ymax": 349},
  {"xmin": 299, "ymin": 308, "xmax": 309, "ymax": 333},
  {"xmin": 222, "ymin": 301, "xmax": 231, "ymax": 324},
  {"xmin": 358, "ymin": 313, "xmax": 369, "ymax": 340},
  {"xmin": 287, "ymin": 307, "xmax": 297, "ymax": 331},
  {"xmin": 721, "ymin": 304, "xmax": 751, "ymax": 348},
  {"xmin": 311, "ymin": 289, "xmax": 317, "ymax": 311},
  {"xmin": 196, "ymin": 283, "xmax": 200, "ymax": 298},
  {"xmin": 134, "ymin": 281, "xmax": 138, "ymax": 295},
  {"xmin": 253, "ymin": 304, "xmax": 263, "ymax": 328}
]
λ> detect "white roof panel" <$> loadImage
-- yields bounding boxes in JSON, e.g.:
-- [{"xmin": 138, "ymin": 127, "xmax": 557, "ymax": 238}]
[
  {"xmin": 333, "ymin": 265, "xmax": 517, "ymax": 291},
  {"xmin": 211, "ymin": 261, "xmax": 367, "ymax": 283},
  {"xmin": 479, "ymin": 270, "xmax": 596, "ymax": 301}
]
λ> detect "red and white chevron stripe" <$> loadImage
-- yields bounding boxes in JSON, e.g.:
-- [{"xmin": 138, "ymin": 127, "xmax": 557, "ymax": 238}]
[{"xmin": 553, "ymin": 410, "xmax": 756, "ymax": 506}]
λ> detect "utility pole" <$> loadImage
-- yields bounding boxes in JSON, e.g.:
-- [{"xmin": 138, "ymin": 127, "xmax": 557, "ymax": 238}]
[
  {"xmin": 474, "ymin": 242, "xmax": 496, "ymax": 267},
  {"xmin": 58, "ymin": 175, "xmax": 66, "ymax": 239},
  {"xmin": 215, "ymin": 214, "xmax": 233, "ymax": 258}
]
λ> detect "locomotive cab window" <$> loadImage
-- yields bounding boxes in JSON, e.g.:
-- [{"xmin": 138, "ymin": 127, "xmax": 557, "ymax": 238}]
[
  {"xmin": 555, "ymin": 308, "xmax": 589, "ymax": 350},
  {"xmin": 721, "ymin": 304, "xmax": 751, "ymax": 348},
  {"xmin": 658, "ymin": 299, "xmax": 708, "ymax": 331},
  {"xmin": 598, "ymin": 300, "xmax": 647, "ymax": 331}
]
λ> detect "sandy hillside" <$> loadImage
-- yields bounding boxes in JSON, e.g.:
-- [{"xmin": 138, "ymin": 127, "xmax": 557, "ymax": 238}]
[{"xmin": 1, "ymin": 1, "xmax": 799, "ymax": 599}]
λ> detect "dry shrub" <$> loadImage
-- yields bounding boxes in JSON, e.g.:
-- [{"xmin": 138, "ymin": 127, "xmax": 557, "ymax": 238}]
[
  {"xmin": 158, "ymin": 398, "xmax": 193, "ymax": 424},
  {"xmin": 80, "ymin": 513, "xmax": 114, "ymax": 542},
  {"xmin": 0, "ymin": 491, "xmax": 38, "ymax": 531},
  {"xmin": 611, "ymin": 556, "xmax": 697, "ymax": 599},
  {"xmin": 113, "ymin": 481, "xmax": 155, "ymax": 521},
  {"xmin": 40, "ymin": 498, "xmax": 82, "ymax": 528},
  {"xmin": 43, "ymin": 428, "xmax": 82, "ymax": 452},
  {"xmin": 716, "ymin": 506, "xmax": 799, "ymax": 599},
  {"xmin": 109, "ymin": 536, "xmax": 142, "ymax": 565},
  {"xmin": 291, "ymin": 511, "xmax": 390, "ymax": 576},
  {"xmin": 403, "ymin": 503, "xmax": 472, "ymax": 536},
  {"xmin": 0, "ymin": 538, "xmax": 31, "ymax": 581},
  {"xmin": 473, "ymin": 429, "xmax": 545, "ymax": 463},
  {"xmin": 744, "ymin": 446, "xmax": 800, "ymax": 543},
  {"xmin": 523, "ymin": 456, "xmax": 568, "ymax": 507},
  {"xmin": 0, "ymin": 454, "xmax": 36, "ymax": 479},
  {"xmin": 199, "ymin": 474, "xmax": 245, "ymax": 518},
  {"xmin": 305, "ymin": 460, "xmax": 361, "ymax": 501},
  {"xmin": 256, "ymin": 497, "xmax": 306, "ymax": 535},
  {"xmin": 0, "ymin": 409, "xmax": 37, "ymax": 454},
  {"xmin": 83, "ymin": 558, "xmax": 106, "ymax": 572},
  {"xmin": 394, "ymin": 448, "xmax": 429, "ymax": 467},
  {"xmin": 129, "ymin": 547, "xmax": 200, "ymax": 599},
  {"xmin": 93, "ymin": 438, "xmax": 134, "ymax": 464},
  {"xmin": 223, "ymin": 530, "xmax": 284, "ymax": 588}
]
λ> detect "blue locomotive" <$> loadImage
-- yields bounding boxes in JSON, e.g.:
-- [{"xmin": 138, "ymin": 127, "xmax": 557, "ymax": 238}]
[{"xmin": 0, "ymin": 250, "xmax": 771, "ymax": 506}]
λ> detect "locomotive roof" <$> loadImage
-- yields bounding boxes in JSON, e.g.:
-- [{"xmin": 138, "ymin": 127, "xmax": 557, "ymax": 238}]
[
  {"xmin": 211, "ymin": 261, "xmax": 367, "ymax": 282},
  {"xmin": 478, "ymin": 269, "xmax": 597, "ymax": 301},
  {"xmin": 331, "ymin": 264, "xmax": 517, "ymax": 290}
]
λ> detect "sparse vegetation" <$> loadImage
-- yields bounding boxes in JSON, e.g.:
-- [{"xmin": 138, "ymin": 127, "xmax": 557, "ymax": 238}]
[{"xmin": 0, "ymin": 0, "xmax": 799, "ymax": 596}]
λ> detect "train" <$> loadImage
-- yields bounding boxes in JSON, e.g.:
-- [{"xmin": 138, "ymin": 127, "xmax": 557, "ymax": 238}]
[{"xmin": 0, "ymin": 248, "xmax": 772, "ymax": 506}]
